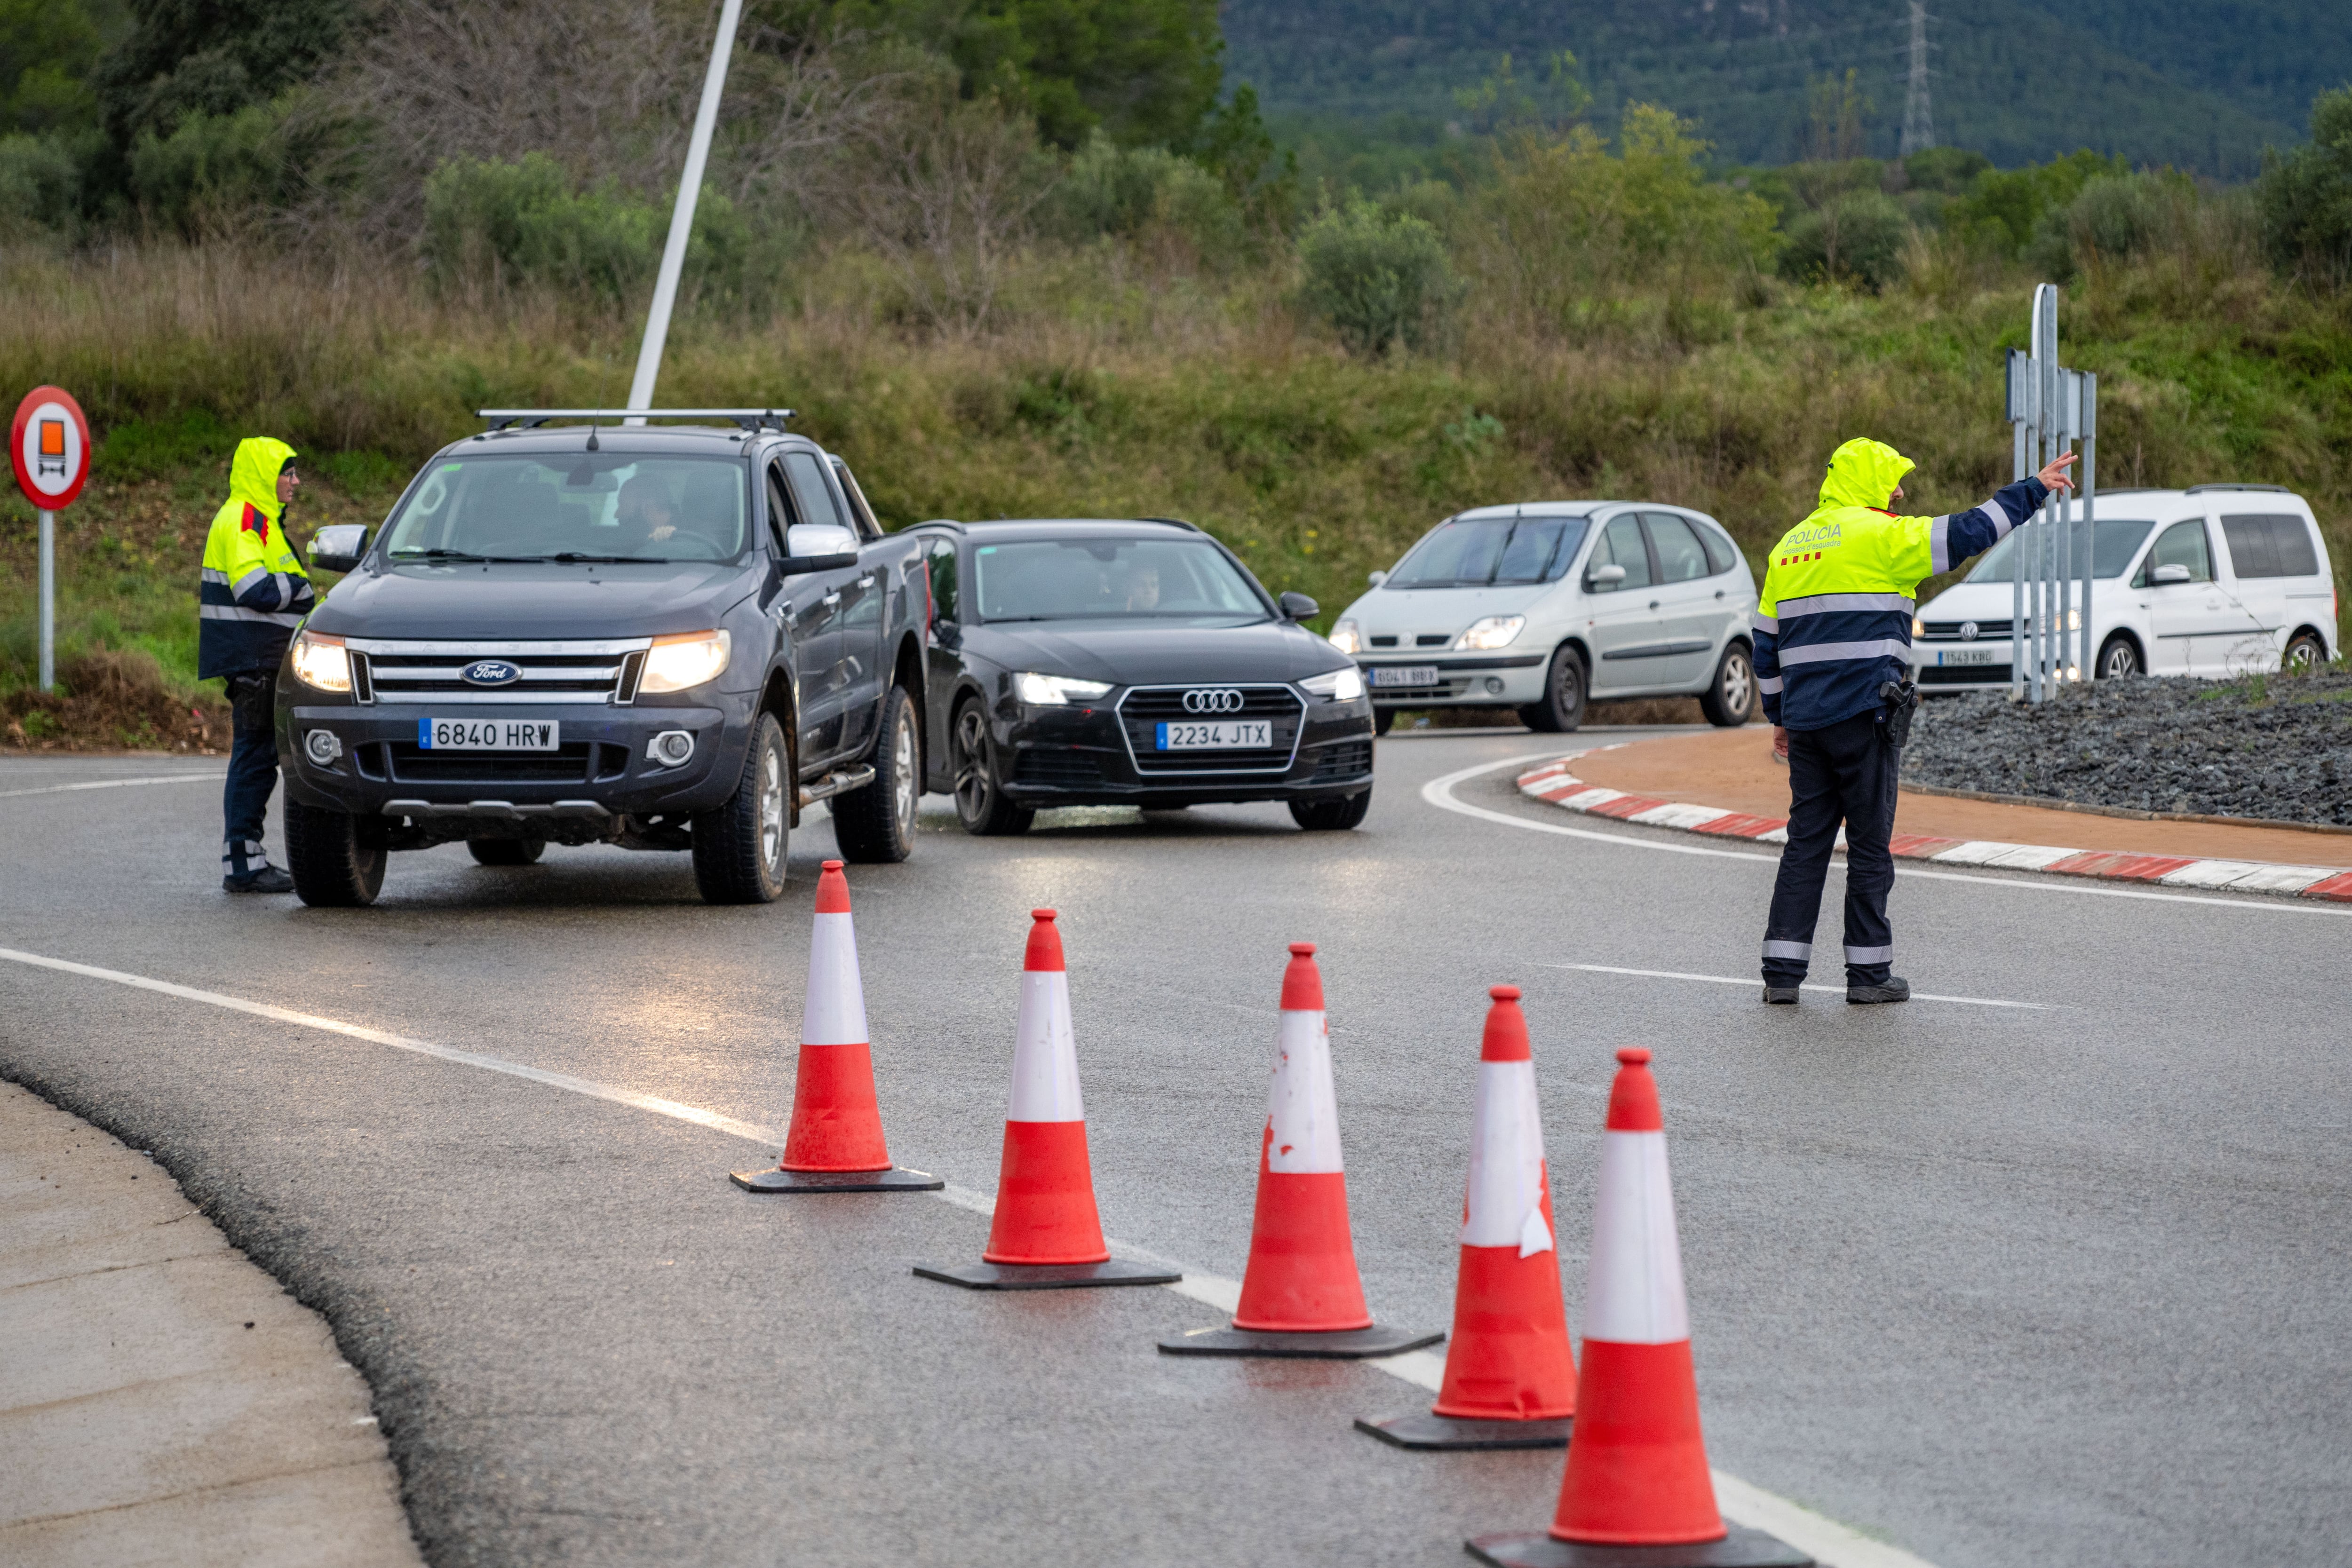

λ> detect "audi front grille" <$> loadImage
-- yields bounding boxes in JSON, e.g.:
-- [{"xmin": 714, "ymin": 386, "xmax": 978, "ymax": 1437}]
[{"xmin": 1115, "ymin": 684, "xmax": 1306, "ymax": 776}]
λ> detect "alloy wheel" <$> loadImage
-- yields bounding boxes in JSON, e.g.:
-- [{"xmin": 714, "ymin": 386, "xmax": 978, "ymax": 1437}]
[
  {"xmin": 1721, "ymin": 649, "xmax": 1754, "ymax": 717},
  {"xmin": 891, "ymin": 703, "xmax": 919, "ymax": 840},
  {"xmin": 758, "ymin": 739, "xmax": 784, "ymax": 873},
  {"xmin": 953, "ymin": 707, "xmax": 993, "ymax": 824}
]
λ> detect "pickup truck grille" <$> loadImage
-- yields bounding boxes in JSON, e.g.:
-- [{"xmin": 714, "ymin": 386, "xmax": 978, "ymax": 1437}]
[
  {"xmin": 386, "ymin": 742, "xmax": 604, "ymax": 784},
  {"xmin": 344, "ymin": 638, "xmax": 651, "ymax": 705},
  {"xmin": 1117, "ymin": 685, "xmax": 1304, "ymax": 775}
]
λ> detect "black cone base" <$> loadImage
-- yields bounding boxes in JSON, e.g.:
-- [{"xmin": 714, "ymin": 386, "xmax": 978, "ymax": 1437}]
[
  {"xmin": 913, "ymin": 1259, "xmax": 1182, "ymax": 1291},
  {"xmin": 730, "ymin": 1166, "xmax": 944, "ymax": 1194},
  {"xmin": 1356, "ymin": 1411, "xmax": 1572, "ymax": 1449},
  {"xmin": 1465, "ymin": 1524, "xmax": 1813, "ymax": 1568},
  {"xmin": 1157, "ymin": 1324, "xmax": 1443, "ymax": 1359}
]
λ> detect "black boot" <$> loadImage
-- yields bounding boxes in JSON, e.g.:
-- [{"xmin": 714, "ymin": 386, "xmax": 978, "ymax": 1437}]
[
  {"xmin": 1761, "ymin": 985, "xmax": 1801, "ymax": 1005},
  {"xmin": 1847, "ymin": 975, "xmax": 1910, "ymax": 1004},
  {"xmin": 224, "ymin": 866, "xmax": 297, "ymax": 894}
]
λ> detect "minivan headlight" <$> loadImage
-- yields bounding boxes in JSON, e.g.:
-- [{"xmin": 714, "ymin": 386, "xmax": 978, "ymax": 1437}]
[
  {"xmin": 1015, "ymin": 672, "xmax": 1113, "ymax": 705},
  {"xmin": 1328, "ymin": 618, "xmax": 1363, "ymax": 656},
  {"xmin": 640, "ymin": 629, "xmax": 732, "ymax": 693},
  {"xmin": 1454, "ymin": 615, "xmax": 1525, "ymax": 651},
  {"xmin": 290, "ymin": 629, "xmax": 351, "ymax": 693},
  {"xmin": 1300, "ymin": 667, "xmax": 1365, "ymax": 702}
]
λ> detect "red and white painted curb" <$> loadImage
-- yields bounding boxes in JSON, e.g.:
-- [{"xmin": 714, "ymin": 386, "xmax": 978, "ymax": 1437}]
[{"xmin": 1515, "ymin": 751, "xmax": 2352, "ymax": 903}]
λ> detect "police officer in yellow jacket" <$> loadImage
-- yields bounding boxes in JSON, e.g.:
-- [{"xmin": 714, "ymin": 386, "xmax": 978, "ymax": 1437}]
[
  {"xmin": 1752, "ymin": 437, "xmax": 2075, "ymax": 1003},
  {"xmin": 199, "ymin": 438, "xmax": 314, "ymax": 892}
]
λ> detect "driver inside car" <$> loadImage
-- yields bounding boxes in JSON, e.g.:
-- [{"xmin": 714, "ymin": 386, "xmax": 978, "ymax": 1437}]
[{"xmin": 614, "ymin": 474, "xmax": 678, "ymax": 554}]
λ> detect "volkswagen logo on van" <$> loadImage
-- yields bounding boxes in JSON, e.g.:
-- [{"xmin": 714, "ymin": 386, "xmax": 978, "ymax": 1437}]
[
  {"xmin": 1959, "ymin": 621, "xmax": 1979, "ymax": 641},
  {"xmin": 1182, "ymin": 688, "xmax": 1245, "ymax": 713},
  {"xmin": 461, "ymin": 659, "xmax": 523, "ymax": 688}
]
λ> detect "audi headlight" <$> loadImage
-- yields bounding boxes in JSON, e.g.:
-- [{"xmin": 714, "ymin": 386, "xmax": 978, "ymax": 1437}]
[
  {"xmin": 1328, "ymin": 618, "xmax": 1363, "ymax": 656},
  {"xmin": 290, "ymin": 629, "xmax": 351, "ymax": 693},
  {"xmin": 1015, "ymin": 672, "xmax": 1113, "ymax": 705},
  {"xmin": 639, "ymin": 629, "xmax": 732, "ymax": 693},
  {"xmin": 1299, "ymin": 667, "xmax": 1365, "ymax": 703},
  {"xmin": 1454, "ymin": 615, "xmax": 1526, "ymax": 651}
]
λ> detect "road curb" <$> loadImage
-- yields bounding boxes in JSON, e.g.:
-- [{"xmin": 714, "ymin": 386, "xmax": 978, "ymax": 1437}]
[{"xmin": 1514, "ymin": 752, "xmax": 2352, "ymax": 903}]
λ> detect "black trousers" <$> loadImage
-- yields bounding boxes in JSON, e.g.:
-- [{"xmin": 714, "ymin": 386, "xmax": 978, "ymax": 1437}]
[
  {"xmin": 222, "ymin": 671, "xmax": 279, "ymax": 880},
  {"xmin": 1762, "ymin": 709, "xmax": 1896, "ymax": 986}
]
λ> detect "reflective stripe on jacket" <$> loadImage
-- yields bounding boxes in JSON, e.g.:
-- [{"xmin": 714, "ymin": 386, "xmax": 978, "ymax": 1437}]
[
  {"xmin": 198, "ymin": 437, "xmax": 315, "ymax": 679},
  {"xmin": 1752, "ymin": 438, "xmax": 2048, "ymax": 730}
]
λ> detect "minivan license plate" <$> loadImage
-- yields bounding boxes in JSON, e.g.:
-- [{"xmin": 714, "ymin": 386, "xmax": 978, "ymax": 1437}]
[
  {"xmin": 420, "ymin": 718, "xmax": 560, "ymax": 750},
  {"xmin": 1939, "ymin": 649, "xmax": 1998, "ymax": 667},
  {"xmin": 1370, "ymin": 665, "xmax": 1440, "ymax": 688},
  {"xmin": 1156, "ymin": 720, "xmax": 1271, "ymax": 751}
]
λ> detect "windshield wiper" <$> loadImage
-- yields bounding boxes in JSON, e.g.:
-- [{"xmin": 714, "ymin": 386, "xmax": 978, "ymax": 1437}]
[
  {"xmin": 545, "ymin": 553, "xmax": 671, "ymax": 564},
  {"xmin": 390, "ymin": 547, "xmax": 541, "ymax": 564}
]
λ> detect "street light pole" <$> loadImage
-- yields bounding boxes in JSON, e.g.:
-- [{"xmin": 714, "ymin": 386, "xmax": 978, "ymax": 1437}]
[{"xmin": 623, "ymin": 0, "xmax": 746, "ymax": 424}]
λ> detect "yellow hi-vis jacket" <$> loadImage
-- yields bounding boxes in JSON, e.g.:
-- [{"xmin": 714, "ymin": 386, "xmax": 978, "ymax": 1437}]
[
  {"xmin": 1753, "ymin": 437, "xmax": 2049, "ymax": 730},
  {"xmin": 198, "ymin": 437, "xmax": 315, "ymax": 679}
]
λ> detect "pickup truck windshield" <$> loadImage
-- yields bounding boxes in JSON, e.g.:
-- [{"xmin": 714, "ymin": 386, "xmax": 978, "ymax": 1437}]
[
  {"xmin": 381, "ymin": 455, "xmax": 749, "ymax": 563},
  {"xmin": 974, "ymin": 538, "xmax": 1268, "ymax": 622},
  {"xmin": 1389, "ymin": 514, "xmax": 1589, "ymax": 587}
]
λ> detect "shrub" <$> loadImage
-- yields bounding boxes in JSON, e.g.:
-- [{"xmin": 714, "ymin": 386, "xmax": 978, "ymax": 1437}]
[
  {"xmin": 0, "ymin": 129, "xmax": 77, "ymax": 230},
  {"xmin": 1050, "ymin": 131, "xmax": 1244, "ymax": 260},
  {"xmin": 1296, "ymin": 196, "xmax": 1460, "ymax": 354},
  {"xmin": 2259, "ymin": 85, "xmax": 2352, "ymax": 288},
  {"xmin": 1948, "ymin": 150, "xmax": 2127, "ymax": 257},
  {"xmin": 126, "ymin": 90, "xmax": 358, "ymax": 236},
  {"xmin": 1778, "ymin": 190, "xmax": 1908, "ymax": 289}
]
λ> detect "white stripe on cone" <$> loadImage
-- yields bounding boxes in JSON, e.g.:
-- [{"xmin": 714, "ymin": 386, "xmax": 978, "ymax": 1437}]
[
  {"xmin": 1582, "ymin": 1130, "xmax": 1690, "ymax": 1343},
  {"xmin": 802, "ymin": 911, "xmax": 867, "ymax": 1046},
  {"xmin": 1461, "ymin": 1059, "xmax": 1553, "ymax": 1257},
  {"xmin": 1267, "ymin": 1007, "xmax": 1343, "ymax": 1172},
  {"xmin": 1007, "ymin": 970, "xmax": 1084, "ymax": 1122}
]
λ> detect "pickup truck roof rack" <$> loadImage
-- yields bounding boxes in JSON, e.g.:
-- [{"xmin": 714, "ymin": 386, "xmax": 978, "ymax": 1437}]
[
  {"xmin": 477, "ymin": 408, "xmax": 795, "ymax": 433},
  {"xmin": 2183, "ymin": 482, "xmax": 2290, "ymax": 494}
]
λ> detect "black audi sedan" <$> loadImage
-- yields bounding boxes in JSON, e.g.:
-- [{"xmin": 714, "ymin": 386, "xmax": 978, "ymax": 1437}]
[{"xmin": 902, "ymin": 518, "xmax": 1376, "ymax": 833}]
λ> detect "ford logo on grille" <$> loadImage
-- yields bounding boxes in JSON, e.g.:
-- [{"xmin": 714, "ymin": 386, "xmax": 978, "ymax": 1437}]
[
  {"xmin": 1959, "ymin": 621, "xmax": 1979, "ymax": 641},
  {"xmin": 461, "ymin": 659, "xmax": 523, "ymax": 688},
  {"xmin": 1183, "ymin": 688, "xmax": 1245, "ymax": 713}
]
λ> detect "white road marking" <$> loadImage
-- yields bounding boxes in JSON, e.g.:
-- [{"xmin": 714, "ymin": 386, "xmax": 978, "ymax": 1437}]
[
  {"xmin": 1, "ymin": 942, "xmax": 1933, "ymax": 1568},
  {"xmin": 0, "ymin": 772, "xmax": 219, "ymax": 800},
  {"xmin": 1423, "ymin": 751, "xmax": 2352, "ymax": 917},
  {"xmin": 1546, "ymin": 962, "xmax": 2053, "ymax": 1010}
]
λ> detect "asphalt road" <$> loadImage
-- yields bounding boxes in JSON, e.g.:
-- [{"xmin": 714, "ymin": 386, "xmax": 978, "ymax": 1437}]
[{"xmin": 3, "ymin": 730, "xmax": 2347, "ymax": 1568}]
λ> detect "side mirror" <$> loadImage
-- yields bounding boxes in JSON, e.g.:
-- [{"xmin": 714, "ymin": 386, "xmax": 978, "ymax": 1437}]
[
  {"xmin": 309, "ymin": 524, "xmax": 369, "ymax": 573},
  {"xmin": 1585, "ymin": 562, "xmax": 1627, "ymax": 590},
  {"xmin": 1279, "ymin": 591, "xmax": 1319, "ymax": 622},
  {"xmin": 2149, "ymin": 562, "xmax": 2192, "ymax": 586},
  {"xmin": 781, "ymin": 522, "xmax": 860, "ymax": 574},
  {"xmin": 1367, "ymin": 570, "xmax": 1389, "ymax": 589}
]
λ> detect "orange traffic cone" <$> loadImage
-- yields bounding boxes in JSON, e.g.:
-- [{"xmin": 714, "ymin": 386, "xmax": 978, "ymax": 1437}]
[
  {"xmin": 916, "ymin": 909, "xmax": 1177, "ymax": 1291},
  {"xmin": 1467, "ymin": 1048, "xmax": 1811, "ymax": 1568},
  {"xmin": 1360, "ymin": 984, "xmax": 1576, "ymax": 1449},
  {"xmin": 1159, "ymin": 942, "xmax": 1439, "ymax": 1359},
  {"xmin": 733, "ymin": 860, "xmax": 941, "ymax": 1194}
]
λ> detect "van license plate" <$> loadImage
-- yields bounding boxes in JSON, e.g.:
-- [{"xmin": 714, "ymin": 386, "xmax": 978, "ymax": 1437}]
[
  {"xmin": 419, "ymin": 718, "xmax": 560, "ymax": 750},
  {"xmin": 1939, "ymin": 649, "xmax": 1998, "ymax": 667},
  {"xmin": 1370, "ymin": 665, "xmax": 1441, "ymax": 688},
  {"xmin": 1156, "ymin": 721, "xmax": 1272, "ymax": 750}
]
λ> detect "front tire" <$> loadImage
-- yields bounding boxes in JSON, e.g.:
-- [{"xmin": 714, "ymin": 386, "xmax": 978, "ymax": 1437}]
[
  {"xmin": 1519, "ymin": 644, "xmax": 1588, "ymax": 733},
  {"xmin": 2283, "ymin": 630, "xmax": 2327, "ymax": 673},
  {"xmin": 1699, "ymin": 641, "xmax": 1757, "ymax": 727},
  {"xmin": 468, "ymin": 837, "xmax": 544, "ymax": 866},
  {"xmin": 285, "ymin": 798, "xmax": 388, "ymax": 907},
  {"xmin": 833, "ymin": 685, "xmax": 919, "ymax": 863},
  {"xmin": 692, "ymin": 713, "xmax": 789, "ymax": 904},
  {"xmin": 950, "ymin": 700, "xmax": 1033, "ymax": 836},
  {"xmin": 2096, "ymin": 634, "xmax": 2142, "ymax": 680},
  {"xmin": 1290, "ymin": 789, "xmax": 1372, "ymax": 831}
]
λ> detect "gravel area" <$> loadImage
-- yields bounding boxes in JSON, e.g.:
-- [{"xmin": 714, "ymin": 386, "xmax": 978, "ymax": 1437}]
[{"xmin": 1903, "ymin": 670, "xmax": 2352, "ymax": 827}]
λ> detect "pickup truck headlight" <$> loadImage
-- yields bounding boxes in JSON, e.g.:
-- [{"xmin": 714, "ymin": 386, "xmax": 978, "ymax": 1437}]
[
  {"xmin": 1299, "ymin": 667, "xmax": 1365, "ymax": 702},
  {"xmin": 640, "ymin": 629, "xmax": 732, "ymax": 693},
  {"xmin": 1454, "ymin": 615, "xmax": 1525, "ymax": 651},
  {"xmin": 1015, "ymin": 672, "xmax": 1113, "ymax": 705},
  {"xmin": 290, "ymin": 629, "xmax": 351, "ymax": 693},
  {"xmin": 1328, "ymin": 618, "xmax": 1362, "ymax": 656}
]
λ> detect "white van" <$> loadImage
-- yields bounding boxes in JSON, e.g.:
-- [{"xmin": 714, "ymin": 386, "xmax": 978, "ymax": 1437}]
[
  {"xmin": 1911, "ymin": 485, "xmax": 2336, "ymax": 690},
  {"xmin": 1328, "ymin": 501, "xmax": 1761, "ymax": 732}
]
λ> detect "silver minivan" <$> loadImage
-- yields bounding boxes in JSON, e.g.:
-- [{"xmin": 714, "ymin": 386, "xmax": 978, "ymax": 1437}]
[{"xmin": 1328, "ymin": 501, "xmax": 1761, "ymax": 732}]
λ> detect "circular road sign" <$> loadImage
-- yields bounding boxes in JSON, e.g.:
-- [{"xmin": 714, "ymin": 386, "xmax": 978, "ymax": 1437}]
[{"xmin": 12, "ymin": 386, "xmax": 92, "ymax": 511}]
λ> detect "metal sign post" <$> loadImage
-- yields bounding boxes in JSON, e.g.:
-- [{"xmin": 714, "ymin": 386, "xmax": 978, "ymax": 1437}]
[
  {"xmin": 11, "ymin": 386, "xmax": 93, "ymax": 692},
  {"xmin": 2002, "ymin": 286, "xmax": 2095, "ymax": 704}
]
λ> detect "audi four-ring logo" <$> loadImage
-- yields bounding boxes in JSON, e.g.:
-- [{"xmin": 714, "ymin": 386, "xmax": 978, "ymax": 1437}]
[{"xmin": 1182, "ymin": 688, "xmax": 1245, "ymax": 713}]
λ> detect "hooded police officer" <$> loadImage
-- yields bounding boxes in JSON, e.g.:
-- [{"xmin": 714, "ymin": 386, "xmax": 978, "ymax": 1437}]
[
  {"xmin": 198, "ymin": 438, "xmax": 314, "ymax": 893},
  {"xmin": 1753, "ymin": 437, "xmax": 2076, "ymax": 1004}
]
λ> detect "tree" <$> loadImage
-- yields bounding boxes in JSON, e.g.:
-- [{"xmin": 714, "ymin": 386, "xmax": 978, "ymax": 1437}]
[
  {"xmin": 92, "ymin": 0, "xmax": 354, "ymax": 147},
  {"xmin": 1, "ymin": 0, "xmax": 103, "ymax": 132},
  {"xmin": 2259, "ymin": 85, "xmax": 2352, "ymax": 289}
]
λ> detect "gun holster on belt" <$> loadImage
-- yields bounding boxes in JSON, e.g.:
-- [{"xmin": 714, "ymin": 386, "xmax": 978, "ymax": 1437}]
[
  {"xmin": 226, "ymin": 672, "xmax": 276, "ymax": 733},
  {"xmin": 1878, "ymin": 679, "xmax": 1919, "ymax": 749}
]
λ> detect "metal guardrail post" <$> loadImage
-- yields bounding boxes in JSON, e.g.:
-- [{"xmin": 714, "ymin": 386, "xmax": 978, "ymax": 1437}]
[
  {"xmin": 2080, "ymin": 374, "xmax": 2097, "ymax": 681},
  {"xmin": 2007, "ymin": 350, "xmax": 2029, "ymax": 700}
]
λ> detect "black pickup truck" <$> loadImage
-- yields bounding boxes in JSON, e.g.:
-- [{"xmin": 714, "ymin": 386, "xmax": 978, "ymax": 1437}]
[{"xmin": 274, "ymin": 411, "xmax": 930, "ymax": 906}]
